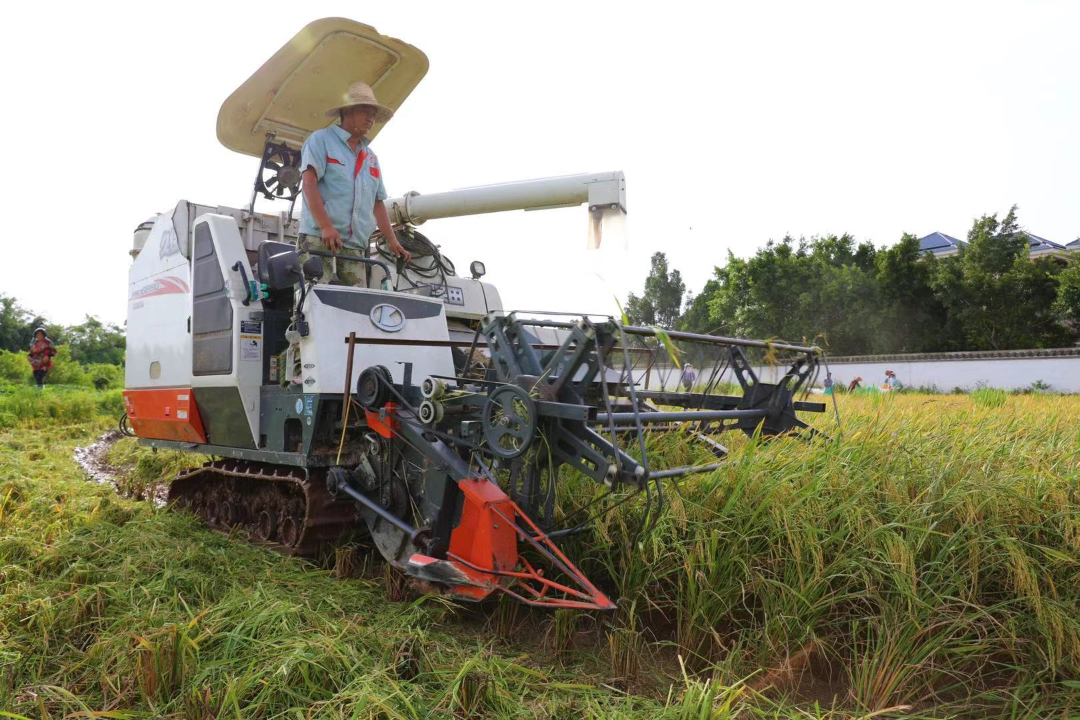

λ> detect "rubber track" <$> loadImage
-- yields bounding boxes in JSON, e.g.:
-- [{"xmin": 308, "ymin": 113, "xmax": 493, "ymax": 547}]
[{"xmin": 168, "ymin": 460, "xmax": 359, "ymax": 557}]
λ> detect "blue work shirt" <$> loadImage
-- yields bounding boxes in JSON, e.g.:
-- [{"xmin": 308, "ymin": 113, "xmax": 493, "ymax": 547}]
[{"xmin": 299, "ymin": 124, "xmax": 388, "ymax": 250}]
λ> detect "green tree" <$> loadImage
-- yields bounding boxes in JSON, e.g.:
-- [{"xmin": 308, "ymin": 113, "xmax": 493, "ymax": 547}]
[
  {"xmin": 931, "ymin": 207, "xmax": 1074, "ymax": 350},
  {"xmin": 1054, "ymin": 264, "xmax": 1080, "ymax": 327},
  {"xmin": 0, "ymin": 294, "xmax": 66, "ymax": 354},
  {"xmin": 707, "ymin": 240, "xmax": 810, "ymax": 345},
  {"xmin": 0, "ymin": 295, "xmax": 25, "ymax": 351},
  {"xmin": 64, "ymin": 316, "xmax": 126, "ymax": 365},
  {"xmin": 874, "ymin": 234, "xmax": 948, "ymax": 352},
  {"xmin": 0, "ymin": 295, "xmax": 51, "ymax": 353},
  {"xmin": 624, "ymin": 293, "xmax": 655, "ymax": 326},
  {"xmin": 625, "ymin": 252, "xmax": 685, "ymax": 327},
  {"xmin": 640, "ymin": 210, "xmax": 1079, "ymax": 355},
  {"xmin": 678, "ymin": 278, "xmax": 723, "ymax": 334},
  {"xmin": 705, "ymin": 235, "xmax": 882, "ymax": 355}
]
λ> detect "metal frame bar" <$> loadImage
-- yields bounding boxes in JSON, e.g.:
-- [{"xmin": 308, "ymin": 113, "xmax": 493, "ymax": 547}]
[
  {"xmin": 139, "ymin": 438, "xmax": 307, "ymax": 466},
  {"xmin": 322, "ymin": 310, "xmax": 828, "ymax": 611},
  {"xmin": 596, "ymin": 409, "xmax": 768, "ymax": 424},
  {"xmin": 333, "ymin": 476, "xmax": 422, "ymax": 542},
  {"xmin": 514, "ymin": 318, "xmax": 820, "ymax": 355},
  {"xmin": 648, "ymin": 463, "xmax": 725, "ymax": 480}
]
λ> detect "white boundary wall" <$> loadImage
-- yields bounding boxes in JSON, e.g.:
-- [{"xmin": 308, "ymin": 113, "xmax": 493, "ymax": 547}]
[
  {"xmin": 757, "ymin": 356, "xmax": 1080, "ymax": 393},
  {"xmin": 640, "ymin": 350, "xmax": 1080, "ymax": 393}
]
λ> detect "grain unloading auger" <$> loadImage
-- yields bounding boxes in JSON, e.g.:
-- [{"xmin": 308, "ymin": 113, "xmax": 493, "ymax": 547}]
[{"xmin": 122, "ymin": 18, "xmax": 826, "ymax": 611}]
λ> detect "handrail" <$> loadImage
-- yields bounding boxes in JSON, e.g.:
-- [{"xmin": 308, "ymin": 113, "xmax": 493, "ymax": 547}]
[
  {"xmin": 305, "ymin": 249, "xmax": 393, "ymax": 284},
  {"xmin": 231, "ymin": 262, "xmax": 253, "ymax": 306}
]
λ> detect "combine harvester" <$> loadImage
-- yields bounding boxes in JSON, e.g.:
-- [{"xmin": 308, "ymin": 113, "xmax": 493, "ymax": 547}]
[{"xmin": 124, "ymin": 18, "xmax": 825, "ymax": 610}]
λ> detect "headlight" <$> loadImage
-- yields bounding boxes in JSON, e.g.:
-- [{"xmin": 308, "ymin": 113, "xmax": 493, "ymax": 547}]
[{"xmin": 470, "ymin": 260, "xmax": 486, "ymax": 280}]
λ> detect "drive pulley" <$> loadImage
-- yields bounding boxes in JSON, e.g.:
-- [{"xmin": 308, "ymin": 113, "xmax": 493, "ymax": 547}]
[
  {"xmin": 356, "ymin": 365, "xmax": 393, "ymax": 409},
  {"xmin": 481, "ymin": 385, "xmax": 537, "ymax": 459}
]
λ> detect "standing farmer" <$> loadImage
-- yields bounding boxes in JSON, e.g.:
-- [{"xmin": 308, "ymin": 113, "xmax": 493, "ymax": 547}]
[
  {"xmin": 680, "ymin": 363, "xmax": 697, "ymax": 391},
  {"xmin": 298, "ymin": 80, "xmax": 410, "ymax": 286},
  {"xmin": 27, "ymin": 328, "xmax": 57, "ymax": 389}
]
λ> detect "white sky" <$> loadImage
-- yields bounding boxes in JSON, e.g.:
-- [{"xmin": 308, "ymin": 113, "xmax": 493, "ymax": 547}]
[{"xmin": 2, "ymin": 1, "xmax": 1078, "ymax": 326}]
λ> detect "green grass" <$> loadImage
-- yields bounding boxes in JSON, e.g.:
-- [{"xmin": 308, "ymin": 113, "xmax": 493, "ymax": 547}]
[
  {"xmin": 1, "ymin": 391, "xmax": 1078, "ymax": 717},
  {"xmin": 0, "ymin": 383, "xmax": 122, "ymax": 430},
  {"xmin": 970, "ymin": 387, "xmax": 1008, "ymax": 409}
]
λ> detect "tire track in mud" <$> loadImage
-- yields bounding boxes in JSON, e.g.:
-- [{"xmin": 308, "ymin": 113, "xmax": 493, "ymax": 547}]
[{"xmin": 73, "ymin": 430, "xmax": 168, "ymax": 506}]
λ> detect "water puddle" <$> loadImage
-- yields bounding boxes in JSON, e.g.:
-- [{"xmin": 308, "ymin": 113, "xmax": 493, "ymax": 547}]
[{"xmin": 73, "ymin": 430, "xmax": 167, "ymax": 506}]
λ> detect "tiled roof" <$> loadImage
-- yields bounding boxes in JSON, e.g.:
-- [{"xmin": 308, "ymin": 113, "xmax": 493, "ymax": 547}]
[
  {"xmin": 918, "ymin": 232, "xmax": 965, "ymax": 253},
  {"xmin": 918, "ymin": 231, "xmax": 1074, "ymax": 256},
  {"xmin": 1022, "ymin": 232, "xmax": 1065, "ymax": 251}
]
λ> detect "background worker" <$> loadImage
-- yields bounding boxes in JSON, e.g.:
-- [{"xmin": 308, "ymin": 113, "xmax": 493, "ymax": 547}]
[
  {"xmin": 680, "ymin": 363, "xmax": 697, "ymax": 391},
  {"xmin": 27, "ymin": 328, "xmax": 57, "ymax": 389},
  {"xmin": 298, "ymin": 81, "xmax": 410, "ymax": 286}
]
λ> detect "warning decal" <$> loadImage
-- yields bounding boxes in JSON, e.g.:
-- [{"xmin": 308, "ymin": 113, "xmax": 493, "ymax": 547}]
[{"xmin": 240, "ymin": 334, "xmax": 261, "ymax": 362}]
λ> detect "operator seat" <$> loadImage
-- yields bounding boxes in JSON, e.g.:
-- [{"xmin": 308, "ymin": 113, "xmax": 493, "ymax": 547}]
[
  {"xmin": 254, "ymin": 240, "xmax": 297, "ymax": 319},
  {"xmin": 253, "ymin": 241, "xmax": 297, "ymax": 375},
  {"xmin": 256, "ymin": 240, "xmax": 295, "ymax": 285}
]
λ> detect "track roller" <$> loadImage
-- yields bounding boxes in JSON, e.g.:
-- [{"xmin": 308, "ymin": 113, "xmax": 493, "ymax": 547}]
[{"xmin": 167, "ymin": 460, "xmax": 360, "ymax": 557}]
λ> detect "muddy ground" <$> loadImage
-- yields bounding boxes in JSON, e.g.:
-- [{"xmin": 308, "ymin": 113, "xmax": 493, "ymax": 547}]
[{"xmin": 73, "ymin": 430, "xmax": 169, "ymax": 506}]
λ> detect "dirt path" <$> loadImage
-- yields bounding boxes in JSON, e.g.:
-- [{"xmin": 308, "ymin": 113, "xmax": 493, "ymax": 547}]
[
  {"xmin": 73, "ymin": 430, "xmax": 122, "ymax": 483},
  {"xmin": 73, "ymin": 430, "xmax": 168, "ymax": 506}
]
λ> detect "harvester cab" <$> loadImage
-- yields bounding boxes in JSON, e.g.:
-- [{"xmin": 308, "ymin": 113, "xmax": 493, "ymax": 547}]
[{"xmin": 123, "ymin": 18, "xmax": 825, "ymax": 611}]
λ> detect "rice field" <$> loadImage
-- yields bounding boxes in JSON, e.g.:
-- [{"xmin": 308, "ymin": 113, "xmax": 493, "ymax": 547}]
[
  {"xmin": 0, "ymin": 388, "xmax": 1077, "ymax": 717},
  {"xmin": 0, "ymin": 385, "xmax": 122, "ymax": 430}
]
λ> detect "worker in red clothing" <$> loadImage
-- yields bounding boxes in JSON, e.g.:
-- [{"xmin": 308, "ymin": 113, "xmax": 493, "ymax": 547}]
[{"xmin": 27, "ymin": 327, "xmax": 57, "ymax": 389}]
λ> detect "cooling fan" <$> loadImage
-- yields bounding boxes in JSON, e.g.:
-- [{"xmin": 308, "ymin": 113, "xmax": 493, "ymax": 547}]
[{"xmin": 254, "ymin": 140, "xmax": 302, "ymax": 201}]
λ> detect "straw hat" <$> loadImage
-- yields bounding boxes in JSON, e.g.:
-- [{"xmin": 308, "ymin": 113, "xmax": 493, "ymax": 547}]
[{"xmin": 325, "ymin": 81, "xmax": 394, "ymax": 122}]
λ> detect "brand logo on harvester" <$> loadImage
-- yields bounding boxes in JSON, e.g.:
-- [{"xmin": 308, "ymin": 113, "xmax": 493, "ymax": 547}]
[
  {"xmin": 370, "ymin": 303, "xmax": 405, "ymax": 332},
  {"xmin": 130, "ymin": 275, "xmax": 190, "ymax": 300}
]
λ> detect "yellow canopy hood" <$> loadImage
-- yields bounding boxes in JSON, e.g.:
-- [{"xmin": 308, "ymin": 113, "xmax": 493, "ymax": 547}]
[{"xmin": 217, "ymin": 17, "xmax": 429, "ymax": 157}]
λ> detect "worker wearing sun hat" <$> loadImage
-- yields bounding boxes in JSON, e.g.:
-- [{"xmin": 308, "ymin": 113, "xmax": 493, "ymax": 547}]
[{"xmin": 297, "ymin": 80, "xmax": 410, "ymax": 286}]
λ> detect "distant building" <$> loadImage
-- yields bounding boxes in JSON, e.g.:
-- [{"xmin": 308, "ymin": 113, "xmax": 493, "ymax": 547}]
[
  {"xmin": 919, "ymin": 231, "xmax": 1075, "ymax": 263},
  {"xmin": 1024, "ymin": 233, "xmax": 1069, "ymax": 260},
  {"xmin": 918, "ymin": 232, "xmax": 966, "ymax": 257}
]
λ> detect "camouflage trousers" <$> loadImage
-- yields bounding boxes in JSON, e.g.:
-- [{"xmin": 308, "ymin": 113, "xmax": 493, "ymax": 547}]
[
  {"xmin": 296, "ymin": 234, "xmax": 368, "ymax": 288},
  {"xmin": 278, "ymin": 235, "xmax": 367, "ymax": 387}
]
